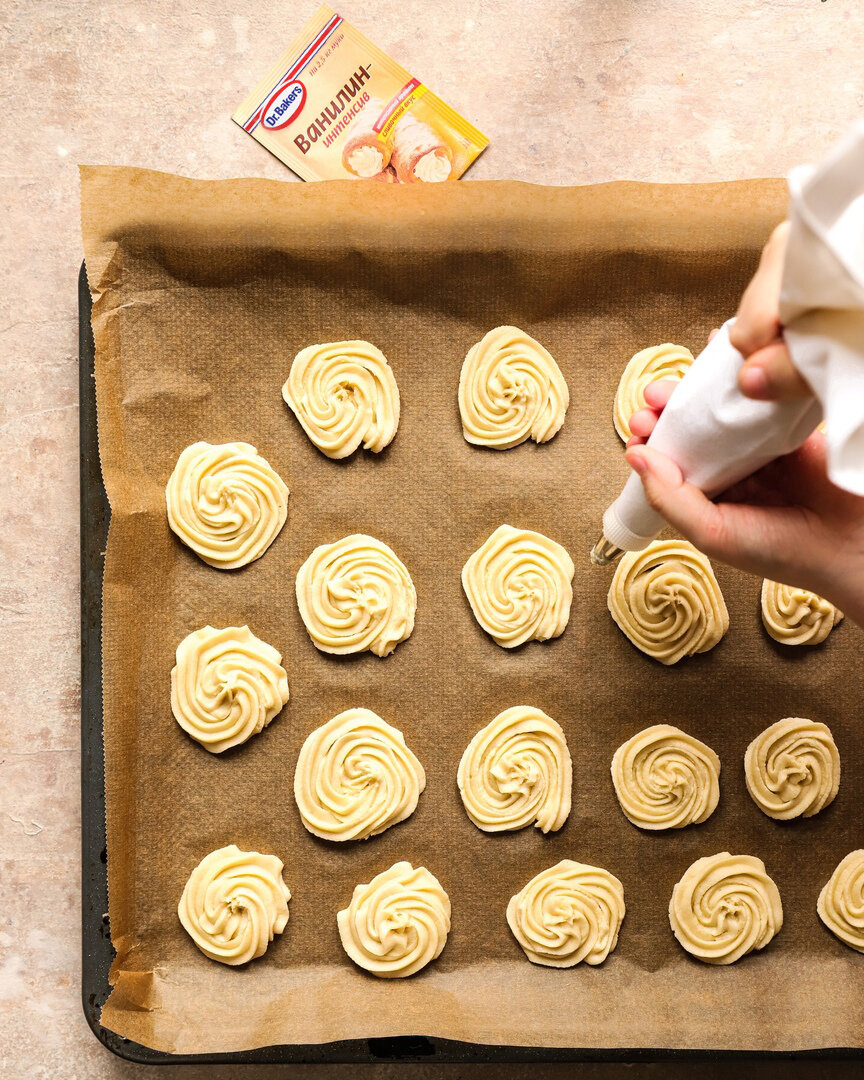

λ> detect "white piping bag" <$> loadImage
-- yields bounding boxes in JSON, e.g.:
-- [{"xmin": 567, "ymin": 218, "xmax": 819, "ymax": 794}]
[{"xmin": 592, "ymin": 123, "xmax": 864, "ymax": 565}]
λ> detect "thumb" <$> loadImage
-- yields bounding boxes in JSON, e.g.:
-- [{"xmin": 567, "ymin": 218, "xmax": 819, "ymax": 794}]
[
  {"xmin": 738, "ymin": 341, "xmax": 812, "ymax": 401},
  {"xmin": 625, "ymin": 446, "xmax": 728, "ymax": 556}
]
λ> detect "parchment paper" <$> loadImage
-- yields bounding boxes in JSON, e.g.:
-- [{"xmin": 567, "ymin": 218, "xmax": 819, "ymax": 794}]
[{"xmin": 81, "ymin": 166, "xmax": 864, "ymax": 1055}]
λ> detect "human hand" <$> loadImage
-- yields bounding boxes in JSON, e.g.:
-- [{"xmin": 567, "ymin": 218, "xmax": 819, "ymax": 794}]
[
  {"xmin": 626, "ymin": 406, "xmax": 864, "ymax": 626},
  {"xmin": 621, "ymin": 218, "xmax": 864, "ymax": 625},
  {"xmin": 626, "ymin": 220, "xmax": 807, "ymax": 454},
  {"xmin": 728, "ymin": 221, "xmax": 812, "ymax": 401}
]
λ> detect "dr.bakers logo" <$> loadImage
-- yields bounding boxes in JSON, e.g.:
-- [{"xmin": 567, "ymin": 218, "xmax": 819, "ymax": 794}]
[{"xmin": 262, "ymin": 80, "xmax": 306, "ymax": 129}]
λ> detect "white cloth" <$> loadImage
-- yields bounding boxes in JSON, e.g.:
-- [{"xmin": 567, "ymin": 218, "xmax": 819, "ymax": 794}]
[{"xmin": 782, "ymin": 121, "xmax": 864, "ymax": 496}]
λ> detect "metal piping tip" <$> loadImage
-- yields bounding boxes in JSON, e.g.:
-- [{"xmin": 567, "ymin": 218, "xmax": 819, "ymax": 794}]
[{"xmin": 590, "ymin": 536, "xmax": 624, "ymax": 566}]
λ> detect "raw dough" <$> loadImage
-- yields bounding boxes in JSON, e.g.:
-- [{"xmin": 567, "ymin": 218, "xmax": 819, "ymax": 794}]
[
  {"xmin": 458, "ymin": 326, "xmax": 569, "ymax": 449},
  {"xmin": 457, "ymin": 706, "xmax": 572, "ymax": 833},
  {"xmin": 613, "ymin": 342, "xmax": 694, "ymax": 441},
  {"xmin": 171, "ymin": 625, "xmax": 290, "ymax": 754},
  {"xmin": 165, "ymin": 441, "xmax": 288, "ymax": 569},
  {"xmin": 294, "ymin": 708, "xmax": 425, "ymax": 841},
  {"xmin": 669, "ymin": 852, "xmax": 783, "ymax": 965},
  {"xmin": 282, "ymin": 340, "xmax": 400, "ymax": 459},
  {"xmin": 608, "ymin": 540, "xmax": 729, "ymax": 665},
  {"xmin": 337, "ymin": 861, "xmax": 450, "ymax": 977},
  {"xmin": 296, "ymin": 533, "xmax": 416, "ymax": 657},
  {"xmin": 817, "ymin": 850, "xmax": 864, "ymax": 953},
  {"xmin": 611, "ymin": 724, "xmax": 720, "ymax": 830},
  {"xmin": 462, "ymin": 524, "xmax": 574, "ymax": 648},
  {"xmin": 507, "ymin": 859, "xmax": 625, "ymax": 967},
  {"xmin": 760, "ymin": 579, "xmax": 843, "ymax": 645},
  {"xmin": 744, "ymin": 717, "xmax": 840, "ymax": 820},
  {"xmin": 177, "ymin": 844, "xmax": 290, "ymax": 965}
]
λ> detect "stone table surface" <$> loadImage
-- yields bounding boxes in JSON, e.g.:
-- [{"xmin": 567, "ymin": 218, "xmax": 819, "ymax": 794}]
[{"xmin": 1, "ymin": 0, "xmax": 862, "ymax": 1077}]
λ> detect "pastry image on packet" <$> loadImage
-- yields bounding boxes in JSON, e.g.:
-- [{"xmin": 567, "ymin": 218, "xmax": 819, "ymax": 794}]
[{"xmin": 232, "ymin": 5, "xmax": 489, "ymax": 182}]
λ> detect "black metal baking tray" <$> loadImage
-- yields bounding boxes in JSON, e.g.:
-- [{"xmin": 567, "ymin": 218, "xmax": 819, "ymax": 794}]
[{"xmin": 79, "ymin": 261, "xmax": 860, "ymax": 1066}]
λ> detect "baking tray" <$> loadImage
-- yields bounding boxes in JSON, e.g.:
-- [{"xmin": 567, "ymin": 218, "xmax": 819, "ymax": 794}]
[{"xmin": 79, "ymin": 260, "xmax": 860, "ymax": 1066}]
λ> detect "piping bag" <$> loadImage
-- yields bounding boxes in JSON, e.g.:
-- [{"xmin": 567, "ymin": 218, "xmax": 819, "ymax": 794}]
[{"xmin": 592, "ymin": 122, "xmax": 864, "ymax": 565}]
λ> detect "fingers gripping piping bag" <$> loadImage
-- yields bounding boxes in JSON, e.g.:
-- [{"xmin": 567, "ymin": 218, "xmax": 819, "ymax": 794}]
[
  {"xmin": 593, "ymin": 123, "xmax": 864, "ymax": 564},
  {"xmin": 232, "ymin": 5, "xmax": 488, "ymax": 183}
]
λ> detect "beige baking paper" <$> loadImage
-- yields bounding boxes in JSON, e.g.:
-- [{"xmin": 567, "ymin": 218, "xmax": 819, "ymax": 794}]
[{"xmin": 81, "ymin": 165, "xmax": 864, "ymax": 1055}]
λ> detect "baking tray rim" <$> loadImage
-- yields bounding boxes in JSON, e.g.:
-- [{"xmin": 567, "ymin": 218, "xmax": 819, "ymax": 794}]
[{"xmin": 78, "ymin": 260, "xmax": 863, "ymax": 1065}]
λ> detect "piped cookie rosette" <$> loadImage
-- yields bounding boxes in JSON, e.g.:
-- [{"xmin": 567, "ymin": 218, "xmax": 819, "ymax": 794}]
[
  {"xmin": 341, "ymin": 99, "xmax": 392, "ymax": 178},
  {"xmin": 391, "ymin": 114, "xmax": 453, "ymax": 183},
  {"xmin": 760, "ymin": 579, "xmax": 843, "ymax": 645}
]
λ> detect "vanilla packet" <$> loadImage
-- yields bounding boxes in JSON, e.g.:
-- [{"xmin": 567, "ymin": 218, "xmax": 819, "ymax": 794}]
[{"xmin": 232, "ymin": 5, "xmax": 488, "ymax": 183}]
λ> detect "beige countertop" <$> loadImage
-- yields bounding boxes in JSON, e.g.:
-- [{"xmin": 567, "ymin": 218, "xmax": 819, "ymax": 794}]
[{"xmin": 1, "ymin": 0, "xmax": 861, "ymax": 1076}]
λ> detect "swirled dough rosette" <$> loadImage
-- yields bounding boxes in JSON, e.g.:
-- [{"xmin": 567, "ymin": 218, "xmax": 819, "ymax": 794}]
[
  {"xmin": 282, "ymin": 340, "xmax": 399, "ymax": 459},
  {"xmin": 457, "ymin": 706, "xmax": 572, "ymax": 833},
  {"xmin": 165, "ymin": 441, "xmax": 288, "ymax": 569},
  {"xmin": 171, "ymin": 625, "xmax": 290, "ymax": 754},
  {"xmin": 296, "ymin": 534, "xmax": 416, "ymax": 657},
  {"xmin": 507, "ymin": 860, "xmax": 625, "ymax": 967},
  {"xmin": 669, "ymin": 852, "xmax": 783, "ymax": 965},
  {"xmin": 744, "ymin": 717, "xmax": 840, "ymax": 820},
  {"xmin": 458, "ymin": 326, "xmax": 569, "ymax": 449},
  {"xmin": 462, "ymin": 524, "xmax": 574, "ymax": 648},
  {"xmin": 611, "ymin": 724, "xmax": 720, "ymax": 830},
  {"xmin": 178, "ymin": 844, "xmax": 290, "ymax": 966},
  {"xmin": 337, "ymin": 861, "xmax": 450, "ymax": 978},
  {"xmin": 294, "ymin": 709, "xmax": 425, "ymax": 841},
  {"xmin": 613, "ymin": 342, "xmax": 694, "ymax": 441},
  {"xmin": 818, "ymin": 850, "xmax": 864, "ymax": 953},
  {"xmin": 608, "ymin": 540, "xmax": 728, "ymax": 665},
  {"xmin": 760, "ymin": 579, "xmax": 843, "ymax": 645}
]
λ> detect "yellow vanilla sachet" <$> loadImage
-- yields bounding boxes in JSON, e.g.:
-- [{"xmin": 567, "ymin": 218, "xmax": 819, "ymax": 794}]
[{"xmin": 233, "ymin": 5, "xmax": 489, "ymax": 183}]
